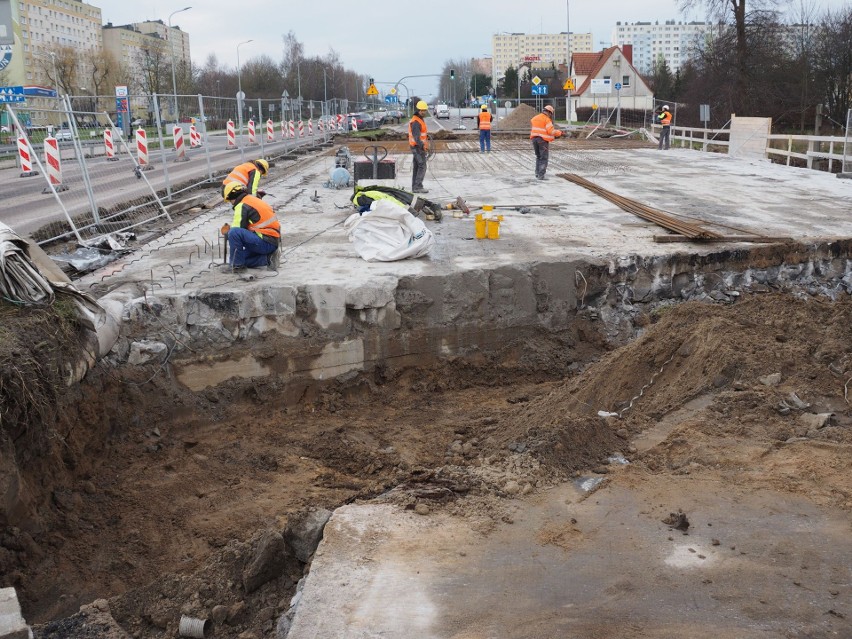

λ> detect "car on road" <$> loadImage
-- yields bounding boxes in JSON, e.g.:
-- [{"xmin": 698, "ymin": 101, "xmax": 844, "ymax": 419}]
[
  {"xmin": 435, "ymin": 104, "xmax": 450, "ymax": 119},
  {"xmin": 53, "ymin": 129, "xmax": 74, "ymax": 141},
  {"xmin": 345, "ymin": 112, "xmax": 376, "ymax": 130}
]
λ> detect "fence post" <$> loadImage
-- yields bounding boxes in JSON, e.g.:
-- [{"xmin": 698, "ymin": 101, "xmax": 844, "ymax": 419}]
[
  {"xmin": 843, "ymin": 108, "xmax": 851, "ymax": 174},
  {"xmin": 63, "ymin": 95, "xmax": 100, "ymax": 223},
  {"xmin": 257, "ymin": 98, "xmax": 264, "ymax": 156},
  {"xmin": 152, "ymin": 93, "xmax": 173, "ymax": 200},
  {"xmin": 787, "ymin": 136, "xmax": 793, "ymax": 166},
  {"xmin": 198, "ymin": 94, "xmax": 213, "ymax": 182}
]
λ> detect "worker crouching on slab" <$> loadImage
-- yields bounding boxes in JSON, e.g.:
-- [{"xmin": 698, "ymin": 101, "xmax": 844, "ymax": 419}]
[
  {"xmin": 529, "ymin": 104, "xmax": 562, "ymax": 180},
  {"xmin": 221, "ymin": 182, "xmax": 280, "ymax": 272},
  {"xmin": 222, "ymin": 158, "xmax": 269, "ymax": 197}
]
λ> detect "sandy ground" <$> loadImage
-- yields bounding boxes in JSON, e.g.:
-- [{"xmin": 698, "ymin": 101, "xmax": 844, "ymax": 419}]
[{"xmin": 1, "ymin": 294, "xmax": 848, "ymax": 638}]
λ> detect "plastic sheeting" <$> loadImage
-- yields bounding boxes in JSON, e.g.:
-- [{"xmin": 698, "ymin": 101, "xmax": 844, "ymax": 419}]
[
  {"xmin": 0, "ymin": 222, "xmax": 55, "ymax": 304},
  {"xmin": 344, "ymin": 200, "xmax": 434, "ymax": 262}
]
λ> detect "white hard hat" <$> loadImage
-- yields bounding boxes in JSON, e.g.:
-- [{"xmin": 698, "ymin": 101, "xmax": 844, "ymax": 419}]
[{"xmin": 662, "ymin": 105, "xmax": 670, "ymax": 111}]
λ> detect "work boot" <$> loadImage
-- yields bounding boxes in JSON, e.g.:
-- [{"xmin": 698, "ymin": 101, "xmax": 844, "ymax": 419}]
[
  {"xmin": 412, "ymin": 187, "xmax": 429, "ymax": 194},
  {"xmin": 267, "ymin": 251, "xmax": 280, "ymax": 271}
]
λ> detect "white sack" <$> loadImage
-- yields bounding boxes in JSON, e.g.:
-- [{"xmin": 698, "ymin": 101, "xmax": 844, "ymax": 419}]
[{"xmin": 344, "ymin": 200, "xmax": 434, "ymax": 261}]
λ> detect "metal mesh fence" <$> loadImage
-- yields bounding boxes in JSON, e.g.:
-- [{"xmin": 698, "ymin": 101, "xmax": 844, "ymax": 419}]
[{"xmin": 5, "ymin": 100, "xmax": 172, "ymax": 246}]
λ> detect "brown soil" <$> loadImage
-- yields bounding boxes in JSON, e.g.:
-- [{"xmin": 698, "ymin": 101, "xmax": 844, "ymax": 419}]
[{"xmin": 1, "ymin": 294, "xmax": 850, "ymax": 638}]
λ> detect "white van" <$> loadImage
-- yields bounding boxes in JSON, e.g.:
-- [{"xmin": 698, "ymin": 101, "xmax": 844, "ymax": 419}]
[{"xmin": 435, "ymin": 104, "xmax": 450, "ymax": 119}]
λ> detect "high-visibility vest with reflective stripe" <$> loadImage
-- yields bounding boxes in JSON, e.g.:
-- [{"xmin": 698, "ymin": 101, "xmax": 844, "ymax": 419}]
[
  {"xmin": 408, "ymin": 114, "xmax": 429, "ymax": 149},
  {"xmin": 477, "ymin": 112, "xmax": 493, "ymax": 130},
  {"xmin": 223, "ymin": 162, "xmax": 262, "ymax": 195},
  {"xmin": 231, "ymin": 195, "xmax": 280, "ymax": 239},
  {"xmin": 659, "ymin": 111, "xmax": 672, "ymax": 126},
  {"xmin": 530, "ymin": 113, "xmax": 561, "ymax": 142}
]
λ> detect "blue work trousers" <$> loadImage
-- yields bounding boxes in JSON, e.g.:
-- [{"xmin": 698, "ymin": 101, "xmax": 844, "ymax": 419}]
[
  {"xmin": 479, "ymin": 129, "xmax": 491, "ymax": 152},
  {"xmin": 228, "ymin": 227, "xmax": 278, "ymax": 268}
]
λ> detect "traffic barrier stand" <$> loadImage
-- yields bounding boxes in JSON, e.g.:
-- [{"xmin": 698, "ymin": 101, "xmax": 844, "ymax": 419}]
[
  {"xmin": 308, "ymin": 119, "xmax": 313, "ymax": 135},
  {"xmin": 18, "ymin": 134, "xmax": 38, "ymax": 177},
  {"xmin": 135, "ymin": 128, "xmax": 153, "ymax": 171},
  {"xmin": 247, "ymin": 119, "xmax": 256, "ymax": 145},
  {"xmin": 226, "ymin": 119, "xmax": 237, "ymax": 149},
  {"xmin": 337, "ymin": 114, "xmax": 344, "ymax": 131},
  {"xmin": 104, "ymin": 128, "xmax": 119, "ymax": 161},
  {"xmin": 280, "ymin": 119, "xmax": 287, "ymax": 139},
  {"xmin": 42, "ymin": 136, "xmax": 68, "ymax": 193},
  {"xmin": 189, "ymin": 124, "xmax": 201, "ymax": 148},
  {"xmin": 298, "ymin": 120, "xmax": 304, "ymax": 137},
  {"xmin": 351, "ymin": 117, "xmax": 358, "ymax": 132},
  {"xmin": 266, "ymin": 119, "xmax": 274, "ymax": 142},
  {"xmin": 288, "ymin": 120, "xmax": 295, "ymax": 138},
  {"xmin": 173, "ymin": 125, "xmax": 189, "ymax": 162}
]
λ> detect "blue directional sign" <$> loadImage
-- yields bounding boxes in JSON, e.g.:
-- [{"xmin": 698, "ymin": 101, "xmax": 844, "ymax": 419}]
[
  {"xmin": 0, "ymin": 85, "xmax": 25, "ymax": 103},
  {"xmin": 384, "ymin": 94, "xmax": 398, "ymax": 103},
  {"xmin": 614, "ymin": 82, "xmax": 622, "ymax": 91},
  {"xmin": 531, "ymin": 85, "xmax": 549, "ymax": 96}
]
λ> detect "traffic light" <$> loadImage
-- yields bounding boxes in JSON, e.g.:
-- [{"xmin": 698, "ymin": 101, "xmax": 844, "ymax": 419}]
[{"xmin": 450, "ymin": 69, "xmax": 455, "ymax": 80}]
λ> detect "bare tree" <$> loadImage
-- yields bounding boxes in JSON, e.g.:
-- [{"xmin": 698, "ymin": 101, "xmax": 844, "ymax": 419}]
[{"xmin": 812, "ymin": 7, "xmax": 852, "ymax": 124}]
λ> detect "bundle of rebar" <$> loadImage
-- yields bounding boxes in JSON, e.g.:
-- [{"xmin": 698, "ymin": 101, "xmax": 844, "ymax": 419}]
[{"xmin": 559, "ymin": 173, "xmax": 723, "ymax": 239}]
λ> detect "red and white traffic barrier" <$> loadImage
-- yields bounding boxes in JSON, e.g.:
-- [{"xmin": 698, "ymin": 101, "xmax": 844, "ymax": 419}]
[
  {"xmin": 135, "ymin": 128, "xmax": 153, "ymax": 170},
  {"xmin": 18, "ymin": 134, "xmax": 37, "ymax": 177},
  {"xmin": 351, "ymin": 117, "xmax": 358, "ymax": 132},
  {"xmin": 337, "ymin": 114, "xmax": 344, "ymax": 131},
  {"xmin": 173, "ymin": 125, "xmax": 188, "ymax": 162},
  {"xmin": 43, "ymin": 136, "xmax": 67, "ymax": 191},
  {"xmin": 288, "ymin": 120, "xmax": 295, "ymax": 138},
  {"xmin": 226, "ymin": 119, "xmax": 236, "ymax": 149},
  {"xmin": 281, "ymin": 119, "xmax": 287, "ymax": 139},
  {"xmin": 298, "ymin": 120, "xmax": 304, "ymax": 137},
  {"xmin": 308, "ymin": 119, "xmax": 313, "ymax": 135},
  {"xmin": 189, "ymin": 124, "xmax": 201, "ymax": 148},
  {"xmin": 266, "ymin": 119, "xmax": 274, "ymax": 142},
  {"xmin": 104, "ymin": 128, "xmax": 119, "ymax": 161},
  {"xmin": 247, "ymin": 119, "xmax": 256, "ymax": 145}
]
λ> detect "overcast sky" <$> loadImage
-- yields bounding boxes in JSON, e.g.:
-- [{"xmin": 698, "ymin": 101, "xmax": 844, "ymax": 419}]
[{"xmin": 96, "ymin": 0, "xmax": 846, "ymax": 99}]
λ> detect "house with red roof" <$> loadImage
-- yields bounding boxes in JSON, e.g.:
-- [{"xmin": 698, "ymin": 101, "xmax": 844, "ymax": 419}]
[{"xmin": 567, "ymin": 45, "xmax": 654, "ymax": 120}]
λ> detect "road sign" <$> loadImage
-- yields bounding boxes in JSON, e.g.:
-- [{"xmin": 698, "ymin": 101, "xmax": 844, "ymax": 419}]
[
  {"xmin": 531, "ymin": 76, "xmax": 541, "ymax": 86},
  {"xmin": 366, "ymin": 84, "xmax": 379, "ymax": 96},
  {"xmin": 0, "ymin": 85, "xmax": 25, "ymax": 103},
  {"xmin": 614, "ymin": 82, "xmax": 622, "ymax": 91},
  {"xmin": 590, "ymin": 79, "xmax": 612, "ymax": 94},
  {"xmin": 389, "ymin": 87, "xmax": 397, "ymax": 95},
  {"xmin": 115, "ymin": 85, "xmax": 128, "ymax": 97},
  {"xmin": 384, "ymin": 95, "xmax": 398, "ymax": 104},
  {"xmin": 563, "ymin": 79, "xmax": 575, "ymax": 91},
  {"xmin": 531, "ymin": 85, "xmax": 548, "ymax": 96}
]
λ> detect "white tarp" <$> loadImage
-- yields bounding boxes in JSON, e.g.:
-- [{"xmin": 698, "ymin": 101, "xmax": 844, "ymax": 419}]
[
  {"xmin": 344, "ymin": 200, "xmax": 434, "ymax": 262},
  {"xmin": 0, "ymin": 221, "xmax": 55, "ymax": 304}
]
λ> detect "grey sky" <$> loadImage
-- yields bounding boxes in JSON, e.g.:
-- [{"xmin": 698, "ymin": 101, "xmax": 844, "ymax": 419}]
[{"xmin": 96, "ymin": 0, "xmax": 846, "ymax": 99}]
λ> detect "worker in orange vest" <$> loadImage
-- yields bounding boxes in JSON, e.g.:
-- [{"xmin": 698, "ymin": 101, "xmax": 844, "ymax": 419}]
[
  {"xmin": 408, "ymin": 100, "xmax": 430, "ymax": 193},
  {"xmin": 476, "ymin": 104, "xmax": 493, "ymax": 153},
  {"xmin": 657, "ymin": 105, "xmax": 673, "ymax": 150},
  {"xmin": 220, "ymin": 182, "xmax": 281, "ymax": 271},
  {"xmin": 222, "ymin": 158, "xmax": 269, "ymax": 197},
  {"xmin": 529, "ymin": 104, "xmax": 563, "ymax": 180}
]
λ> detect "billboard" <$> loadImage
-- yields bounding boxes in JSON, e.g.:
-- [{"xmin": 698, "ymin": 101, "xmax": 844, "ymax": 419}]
[{"xmin": 0, "ymin": 0, "xmax": 12, "ymax": 46}]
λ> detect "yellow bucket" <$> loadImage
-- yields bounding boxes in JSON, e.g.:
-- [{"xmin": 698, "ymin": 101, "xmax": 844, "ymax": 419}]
[
  {"xmin": 486, "ymin": 217, "xmax": 500, "ymax": 239},
  {"xmin": 474, "ymin": 212, "xmax": 483, "ymax": 221},
  {"xmin": 475, "ymin": 218, "xmax": 487, "ymax": 239}
]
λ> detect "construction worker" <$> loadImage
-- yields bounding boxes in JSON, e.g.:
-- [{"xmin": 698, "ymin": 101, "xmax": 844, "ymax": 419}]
[
  {"xmin": 222, "ymin": 158, "xmax": 269, "ymax": 197},
  {"xmin": 657, "ymin": 105, "xmax": 673, "ymax": 150},
  {"xmin": 408, "ymin": 100, "xmax": 430, "ymax": 193},
  {"xmin": 221, "ymin": 182, "xmax": 280, "ymax": 271},
  {"xmin": 476, "ymin": 104, "xmax": 493, "ymax": 153},
  {"xmin": 530, "ymin": 104, "xmax": 563, "ymax": 180}
]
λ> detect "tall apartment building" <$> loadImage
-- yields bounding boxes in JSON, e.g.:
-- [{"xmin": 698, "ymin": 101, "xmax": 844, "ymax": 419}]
[
  {"xmin": 611, "ymin": 20, "xmax": 708, "ymax": 74},
  {"xmin": 102, "ymin": 20, "xmax": 190, "ymax": 94},
  {"xmin": 491, "ymin": 31, "xmax": 593, "ymax": 85},
  {"xmin": 4, "ymin": 0, "xmax": 103, "ymax": 123}
]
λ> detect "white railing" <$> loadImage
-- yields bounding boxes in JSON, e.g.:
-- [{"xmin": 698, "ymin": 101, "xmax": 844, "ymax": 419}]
[{"xmin": 766, "ymin": 134, "xmax": 848, "ymax": 172}]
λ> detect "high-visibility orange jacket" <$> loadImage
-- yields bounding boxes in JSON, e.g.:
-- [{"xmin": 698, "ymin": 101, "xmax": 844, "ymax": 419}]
[
  {"xmin": 477, "ymin": 112, "xmax": 493, "ymax": 130},
  {"xmin": 408, "ymin": 114, "xmax": 429, "ymax": 149},
  {"xmin": 223, "ymin": 162, "xmax": 263, "ymax": 195},
  {"xmin": 659, "ymin": 111, "xmax": 673, "ymax": 126},
  {"xmin": 530, "ymin": 113, "xmax": 562, "ymax": 142},
  {"xmin": 231, "ymin": 193, "xmax": 280, "ymax": 240}
]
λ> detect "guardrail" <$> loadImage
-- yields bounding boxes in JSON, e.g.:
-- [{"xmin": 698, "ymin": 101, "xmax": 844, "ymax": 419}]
[{"xmin": 766, "ymin": 134, "xmax": 848, "ymax": 172}]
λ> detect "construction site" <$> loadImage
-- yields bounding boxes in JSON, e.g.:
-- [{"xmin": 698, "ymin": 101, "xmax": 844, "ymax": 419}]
[{"xmin": 1, "ymin": 104, "xmax": 851, "ymax": 639}]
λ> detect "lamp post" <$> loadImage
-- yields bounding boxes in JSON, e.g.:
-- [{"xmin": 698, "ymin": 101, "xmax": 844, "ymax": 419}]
[
  {"xmin": 236, "ymin": 39, "xmax": 252, "ymax": 158},
  {"xmin": 168, "ymin": 6, "xmax": 191, "ymax": 123},
  {"xmin": 297, "ymin": 60, "xmax": 302, "ymax": 120}
]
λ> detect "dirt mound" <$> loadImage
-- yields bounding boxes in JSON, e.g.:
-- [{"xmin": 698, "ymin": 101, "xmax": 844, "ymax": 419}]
[{"xmin": 499, "ymin": 103, "xmax": 537, "ymax": 131}]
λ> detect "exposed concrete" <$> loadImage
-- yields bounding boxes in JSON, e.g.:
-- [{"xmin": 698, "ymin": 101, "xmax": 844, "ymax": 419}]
[
  {"xmin": 0, "ymin": 589, "xmax": 32, "ymax": 639},
  {"xmin": 75, "ymin": 143, "xmax": 852, "ymax": 392}
]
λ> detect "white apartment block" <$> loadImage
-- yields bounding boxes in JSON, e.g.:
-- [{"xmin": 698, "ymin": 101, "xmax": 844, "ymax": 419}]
[
  {"xmin": 491, "ymin": 31, "xmax": 593, "ymax": 83},
  {"xmin": 611, "ymin": 20, "xmax": 708, "ymax": 74},
  {"xmin": 12, "ymin": 0, "xmax": 103, "ymax": 122},
  {"xmin": 102, "ymin": 20, "xmax": 189, "ymax": 94},
  {"xmin": 134, "ymin": 19, "xmax": 189, "ymax": 69}
]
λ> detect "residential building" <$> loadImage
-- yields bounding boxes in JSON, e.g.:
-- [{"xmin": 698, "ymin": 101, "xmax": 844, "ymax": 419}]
[
  {"xmin": 491, "ymin": 31, "xmax": 593, "ymax": 86},
  {"xmin": 5, "ymin": 0, "xmax": 103, "ymax": 125},
  {"xmin": 102, "ymin": 19, "xmax": 189, "ymax": 93},
  {"xmin": 569, "ymin": 45, "xmax": 654, "ymax": 119},
  {"xmin": 611, "ymin": 20, "xmax": 708, "ymax": 74}
]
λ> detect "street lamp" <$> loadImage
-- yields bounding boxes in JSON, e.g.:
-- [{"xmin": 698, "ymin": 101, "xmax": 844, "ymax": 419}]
[
  {"xmin": 237, "ymin": 39, "xmax": 253, "ymax": 105},
  {"xmin": 168, "ymin": 6, "xmax": 191, "ymax": 122}
]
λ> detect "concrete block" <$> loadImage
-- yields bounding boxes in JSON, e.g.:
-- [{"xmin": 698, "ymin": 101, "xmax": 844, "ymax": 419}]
[
  {"xmin": 305, "ymin": 285, "xmax": 347, "ymax": 331},
  {"xmin": 0, "ymin": 588, "xmax": 32, "ymax": 639}
]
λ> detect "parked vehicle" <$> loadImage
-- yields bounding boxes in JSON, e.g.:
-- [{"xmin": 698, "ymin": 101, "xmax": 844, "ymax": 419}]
[{"xmin": 345, "ymin": 112, "xmax": 376, "ymax": 130}]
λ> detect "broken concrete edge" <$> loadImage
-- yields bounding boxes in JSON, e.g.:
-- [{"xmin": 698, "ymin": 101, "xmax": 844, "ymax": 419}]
[
  {"xmin": 94, "ymin": 240, "xmax": 852, "ymax": 392},
  {"xmin": 0, "ymin": 587, "xmax": 32, "ymax": 639},
  {"xmin": 164, "ymin": 193, "xmax": 213, "ymax": 216}
]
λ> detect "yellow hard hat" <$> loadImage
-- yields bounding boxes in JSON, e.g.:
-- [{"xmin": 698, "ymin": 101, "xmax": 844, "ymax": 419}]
[
  {"xmin": 416, "ymin": 101, "xmax": 428, "ymax": 111},
  {"xmin": 254, "ymin": 158, "xmax": 269, "ymax": 174},
  {"xmin": 481, "ymin": 104, "xmax": 488, "ymax": 110},
  {"xmin": 223, "ymin": 182, "xmax": 245, "ymax": 201}
]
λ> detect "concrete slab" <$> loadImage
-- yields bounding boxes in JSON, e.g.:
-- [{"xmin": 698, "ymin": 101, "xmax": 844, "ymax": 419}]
[{"xmin": 0, "ymin": 588, "xmax": 31, "ymax": 639}]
